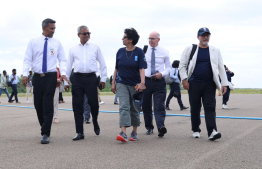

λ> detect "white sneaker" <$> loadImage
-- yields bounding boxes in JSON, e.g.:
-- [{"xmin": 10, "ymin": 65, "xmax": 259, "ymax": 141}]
[
  {"xmin": 99, "ymin": 101, "xmax": 105, "ymax": 105},
  {"xmin": 26, "ymin": 101, "xmax": 30, "ymax": 103},
  {"xmin": 222, "ymin": 104, "xmax": 229, "ymax": 109},
  {"xmin": 193, "ymin": 132, "xmax": 200, "ymax": 138},
  {"xmin": 209, "ymin": 129, "xmax": 221, "ymax": 141}
]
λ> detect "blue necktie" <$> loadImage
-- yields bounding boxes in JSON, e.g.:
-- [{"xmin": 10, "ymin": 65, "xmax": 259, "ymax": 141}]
[
  {"xmin": 151, "ymin": 48, "xmax": 156, "ymax": 75},
  {"xmin": 42, "ymin": 38, "xmax": 48, "ymax": 73}
]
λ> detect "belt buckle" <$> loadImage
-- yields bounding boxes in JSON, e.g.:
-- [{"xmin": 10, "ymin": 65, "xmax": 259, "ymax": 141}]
[{"xmin": 40, "ymin": 73, "xmax": 45, "ymax": 77}]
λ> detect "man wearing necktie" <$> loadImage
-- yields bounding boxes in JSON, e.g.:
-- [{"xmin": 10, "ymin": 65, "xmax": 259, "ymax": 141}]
[
  {"xmin": 142, "ymin": 31, "xmax": 171, "ymax": 137},
  {"xmin": 22, "ymin": 18, "xmax": 69, "ymax": 144}
]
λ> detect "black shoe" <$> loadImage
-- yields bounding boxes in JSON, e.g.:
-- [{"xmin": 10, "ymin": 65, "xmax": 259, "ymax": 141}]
[
  {"xmin": 93, "ymin": 120, "xmax": 100, "ymax": 135},
  {"xmin": 114, "ymin": 101, "xmax": 119, "ymax": 105},
  {"xmin": 146, "ymin": 129, "xmax": 153, "ymax": 135},
  {"xmin": 165, "ymin": 107, "xmax": 171, "ymax": 110},
  {"xmin": 41, "ymin": 134, "xmax": 50, "ymax": 144},
  {"xmin": 85, "ymin": 118, "xmax": 91, "ymax": 124},
  {"xmin": 158, "ymin": 127, "xmax": 167, "ymax": 137},
  {"xmin": 180, "ymin": 106, "xmax": 189, "ymax": 111},
  {"xmin": 72, "ymin": 133, "xmax": 85, "ymax": 141}
]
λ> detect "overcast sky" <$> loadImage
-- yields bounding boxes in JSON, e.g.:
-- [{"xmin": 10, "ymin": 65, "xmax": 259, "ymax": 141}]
[{"xmin": 0, "ymin": 0, "xmax": 261, "ymax": 88}]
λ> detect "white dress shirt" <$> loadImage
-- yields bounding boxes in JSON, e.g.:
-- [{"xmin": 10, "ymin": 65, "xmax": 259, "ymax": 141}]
[
  {"xmin": 23, "ymin": 35, "xmax": 67, "ymax": 76},
  {"xmin": 66, "ymin": 41, "xmax": 107, "ymax": 83},
  {"xmin": 9, "ymin": 74, "xmax": 20, "ymax": 84},
  {"xmin": 145, "ymin": 45, "xmax": 171, "ymax": 77}
]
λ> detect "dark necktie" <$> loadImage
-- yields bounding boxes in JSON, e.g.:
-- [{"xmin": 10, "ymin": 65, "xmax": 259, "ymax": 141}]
[
  {"xmin": 151, "ymin": 48, "xmax": 156, "ymax": 75},
  {"xmin": 42, "ymin": 38, "xmax": 48, "ymax": 73}
]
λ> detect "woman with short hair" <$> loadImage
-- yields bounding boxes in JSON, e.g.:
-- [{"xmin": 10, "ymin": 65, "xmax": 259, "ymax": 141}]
[{"xmin": 111, "ymin": 28, "xmax": 147, "ymax": 142}]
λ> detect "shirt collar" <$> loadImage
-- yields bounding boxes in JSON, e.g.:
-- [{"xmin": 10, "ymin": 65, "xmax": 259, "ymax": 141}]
[
  {"xmin": 151, "ymin": 45, "xmax": 159, "ymax": 50},
  {"xmin": 41, "ymin": 34, "xmax": 51, "ymax": 40},
  {"xmin": 79, "ymin": 41, "xmax": 89, "ymax": 46}
]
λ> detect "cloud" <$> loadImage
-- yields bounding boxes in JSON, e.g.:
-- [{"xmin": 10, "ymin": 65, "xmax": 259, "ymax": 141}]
[{"xmin": 0, "ymin": 0, "xmax": 261, "ymax": 88}]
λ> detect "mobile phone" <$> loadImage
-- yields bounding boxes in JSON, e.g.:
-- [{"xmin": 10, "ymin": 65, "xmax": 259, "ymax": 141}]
[{"xmin": 99, "ymin": 83, "xmax": 102, "ymax": 90}]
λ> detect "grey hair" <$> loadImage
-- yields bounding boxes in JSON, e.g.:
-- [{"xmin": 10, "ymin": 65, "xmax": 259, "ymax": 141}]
[
  {"xmin": 77, "ymin": 25, "xmax": 89, "ymax": 34},
  {"xmin": 42, "ymin": 18, "xmax": 56, "ymax": 28}
]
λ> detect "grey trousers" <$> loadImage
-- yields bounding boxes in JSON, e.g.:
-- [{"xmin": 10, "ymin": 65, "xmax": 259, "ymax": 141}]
[{"xmin": 116, "ymin": 83, "xmax": 140, "ymax": 128}]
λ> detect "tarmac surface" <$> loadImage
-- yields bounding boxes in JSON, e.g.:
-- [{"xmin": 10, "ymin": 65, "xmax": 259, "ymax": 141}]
[{"xmin": 0, "ymin": 94, "xmax": 262, "ymax": 169}]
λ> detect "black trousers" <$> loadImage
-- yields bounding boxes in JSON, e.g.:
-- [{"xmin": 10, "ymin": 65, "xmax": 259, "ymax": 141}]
[
  {"xmin": 33, "ymin": 72, "xmax": 57, "ymax": 136},
  {"xmin": 72, "ymin": 73, "xmax": 99, "ymax": 134},
  {"xmin": 142, "ymin": 78, "xmax": 166, "ymax": 130},
  {"xmin": 188, "ymin": 81, "xmax": 217, "ymax": 136},
  {"xmin": 166, "ymin": 82, "xmax": 183, "ymax": 108},
  {"xmin": 59, "ymin": 92, "xmax": 63, "ymax": 101},
  {"xmin": 9, "ymin": 84, "xmax": 18, "ymax": 102},
  {"xmin": 222, "ymin": 86, "xmax": 230, "ymax": 105}
]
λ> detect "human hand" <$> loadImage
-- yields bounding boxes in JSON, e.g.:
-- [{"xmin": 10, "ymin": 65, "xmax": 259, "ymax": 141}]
[
  {"xmin": 151, "ymin": 73, "xmax": 162, "ymax": 79},
  {"xmin": 100, "ymin": 82, "xmax": 105, "ymax": 90},
  {"xmin": 22, "ymin": 76, "xmax": 28, "ymax": 87},
  {"xmin": 222, "ymin": 86, "xmax": 227, "ymax": 95},
  {"xmin": 135, "ymin": 83, "xmax": 146, "ymax": 92},
  {"xmin": 182, "ymin": 79, "xmax": 189, "ymax": 90},
  {"xmin": 60, "ymin": 75, "xmax": 70, "ymax": 85},
  {"xmin": 111, "ymin": 83, "xmax": 116, "ymax": 94}
]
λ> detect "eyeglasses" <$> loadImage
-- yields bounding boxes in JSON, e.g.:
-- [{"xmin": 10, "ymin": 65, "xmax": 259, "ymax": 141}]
[
  {"xmin": 123, "ymin": 36, "xmax": 128, "ymax": 39},
  {"xmin": 148, "ymin": 38, "xmax": 159, "ymax": 41},
  {"xmin": 81, "ymin": 32, "xmax": 91, "ymax": 36},
  {"xmin": 200, "ymin": 34, "xmax": 210, "ymax": 37}
]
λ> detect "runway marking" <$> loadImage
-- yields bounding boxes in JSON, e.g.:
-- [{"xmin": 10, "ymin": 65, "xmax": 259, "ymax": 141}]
[{"xmin": 1, "ymin": 104, "xmax": 262, "ymax": 120}]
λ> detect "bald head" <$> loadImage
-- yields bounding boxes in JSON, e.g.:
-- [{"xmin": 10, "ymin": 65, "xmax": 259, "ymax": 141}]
[
  {"xmin": 148, "ymin": 31, "xmax": 160, "ymax": 48},
  {"xmin": 149, "ymin": 31, "xmax": 160, "ymax": 38}
]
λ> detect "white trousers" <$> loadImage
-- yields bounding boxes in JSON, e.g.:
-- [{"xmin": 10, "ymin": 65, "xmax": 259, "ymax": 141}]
[{"xmin": 26, "ymin": 86, "xmax": 34, "ymax": 101}]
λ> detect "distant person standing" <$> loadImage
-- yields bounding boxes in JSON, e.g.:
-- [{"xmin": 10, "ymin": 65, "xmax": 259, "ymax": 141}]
[
  {"xmin": 0, "ymin": 70, "xmax": 10, "ymax": 102},
  {"xmin": 22, "ymin": 18, "xmax": 69, "ymax": 144},
  {"xmin": 179, "ymin": 27, "xmax": 228, "ymax": 141},
  {"xmin": 8, "ymin": 69, "xmax": 22, "ymax": 103},
  {"xmin": 222, "ymin": 65, "xmax": 234, "ymax": 109},
  {"xmin": 142, "ymin": 31, "xmax": 171, "ymax": 137},
  {"xmin": 26, "ymin": 71, "xmax": 34, "ymax": 103},
  {"xmin": 165, "ymin": 60, "xmax": 188, "ymax": 111}
]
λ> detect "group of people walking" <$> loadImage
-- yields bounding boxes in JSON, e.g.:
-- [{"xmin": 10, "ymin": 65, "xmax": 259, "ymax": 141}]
[{"xmin": 19, "ymin": 18, "xmax": 232, "ymax": 144}]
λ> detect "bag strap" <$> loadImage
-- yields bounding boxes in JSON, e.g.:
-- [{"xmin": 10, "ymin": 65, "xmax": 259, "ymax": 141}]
[
  {"xmin": 186, "ymin": 44, "xmax": 197, "ymax": 73},
  {"xmin": 143, "ymin": 45, "xmax": 148, "ymax": 54}
]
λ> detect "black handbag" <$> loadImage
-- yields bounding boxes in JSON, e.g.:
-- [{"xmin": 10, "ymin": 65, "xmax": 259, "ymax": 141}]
[{"xmin": 7, "ymin": 81, "xmax": 12, "ymax": 87}]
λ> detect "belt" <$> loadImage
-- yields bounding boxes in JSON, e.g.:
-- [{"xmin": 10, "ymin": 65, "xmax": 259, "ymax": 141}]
[
  {"xmin": 74, "ymin": 72, "xmax": 95, "ymax": 77},
  {"xmin": 145, "ymin": 77, "xmax": 158, "ymax": 81},
  {"xmin": 34, "ymin": 72, "xmax": 56, "ymax": 77}
]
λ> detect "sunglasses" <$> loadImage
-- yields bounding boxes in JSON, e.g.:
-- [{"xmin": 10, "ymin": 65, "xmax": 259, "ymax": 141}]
[
  {"xmin": 123, "ymin": 36, "xmax": 128, "ymax": 39},
  {"xmin": 200, "ymin": 34, "xmax": 210, "ymax": 37},
  {"xmin": 81, "ymin": 32, "xmax": 91, "ymax": 36}
]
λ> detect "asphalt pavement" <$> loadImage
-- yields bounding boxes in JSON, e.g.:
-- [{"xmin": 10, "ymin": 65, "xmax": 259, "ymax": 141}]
[{"xmin": 0, "ymin": 94, "xmax": 261, "ymax": 169}]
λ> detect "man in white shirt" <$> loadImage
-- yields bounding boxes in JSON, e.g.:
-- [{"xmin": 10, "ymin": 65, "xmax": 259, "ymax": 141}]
[
  {"xmin": 65, "ymin": 25, "xmax": 107, "ymax": 141},
  {"xmin": 142, "ymin": 31, "xmax": 171, "ymax": 137},
  {"xmin": 8, "ymin": 69, "xmax": 22, "ymax": 103},
  {"xmin": 0, "ymin": 70, "xmax": 10, "ymax": 102},
  {"xmin": 22, "ymin": 18, "xmax": 69, "ymax": 144},
  {"xmin": 179, "ymin": 27, "xmax": 228, "ymax": 141}
]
